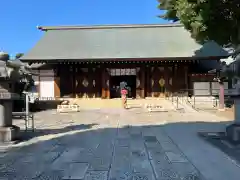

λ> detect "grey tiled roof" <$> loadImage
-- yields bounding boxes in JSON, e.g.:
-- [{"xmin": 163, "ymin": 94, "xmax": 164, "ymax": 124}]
[{"xmin": 21, "ymin": 23, "xmax": 228, "ymax": 61}]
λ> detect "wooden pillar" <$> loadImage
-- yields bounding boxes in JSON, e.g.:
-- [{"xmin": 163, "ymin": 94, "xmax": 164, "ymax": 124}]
[
  {"xmin": 101, "ymin": 68, "xmax": 110, "ymax": 99},
  {"xmin": 146, "ymin": 66, "xmax": 151, "ymax": 97},
  {"xmin": 88, "ymin": 67, "xmax": 93, "ymax": 98},
  {"xmin": 106, "ymin": 69, "xmax": 110, "ymax": 99},
  {"xmin": 184, "ymin": 66, "xmax": 188, "ymax": 92},
  {"xmin": 173, "ymin": 64, "xmax": 178, "ymax": 92},
  {"xmin": 101, "ymin": 67, "xmax": 105, "ymax": 99},
  {"xmin": 136, "ymin": 67, "xmax": 141, "ymax": 98},
  {"xmin": 54, "ymin": 77, "xmax": 60, "ymax": 98},
  {"xmin": 91, "ymin": 67, "xmax": 97, "ymax": 98},
  {"xmin": 74, "ymin": 66, "xmax": 79, "ymax": 98},
  {"xmin": 68, "ymin": 65, "xmax": 74, "ymax": 98},
  {"xmin": 96, "ymin": 67, "xmax": 101, "ymax": 98},
  {"xmin": 140, "ymin": 66, "xmax": 145, "ymax": 98},
  {"xmin": 136, "ymin": 66, "xmax": 145, "ymax": 98}
]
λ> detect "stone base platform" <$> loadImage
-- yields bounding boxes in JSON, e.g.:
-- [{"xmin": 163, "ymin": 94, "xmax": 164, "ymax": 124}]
[
  {"xmin": 0, "ymin": 125, "xmax": 20, "ymax": 143},
  {"xmin": 145, "ymin": 104, "xmax": 168, "ymax": 112},
  {"xmin": 226, "ymin": 124, "xmax": 240, "ymax": 144},
  {"xmin": 57, "ymin": 105, "xmax": 80, "ymax": 113}
]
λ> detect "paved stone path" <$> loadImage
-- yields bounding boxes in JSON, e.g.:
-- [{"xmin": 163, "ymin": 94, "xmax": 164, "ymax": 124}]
[{"xmin": 0, "ymin": 99, "xmax": 240, "ymax": 180}]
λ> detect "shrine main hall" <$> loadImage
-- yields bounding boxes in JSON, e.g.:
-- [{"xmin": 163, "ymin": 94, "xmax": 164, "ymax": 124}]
[{"xmin": 21, "ymin": 23, "xmax": 228, "ymax": 99}]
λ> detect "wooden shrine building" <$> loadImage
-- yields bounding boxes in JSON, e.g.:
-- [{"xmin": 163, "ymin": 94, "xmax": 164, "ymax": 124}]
[{"xmin": 21, "ymin": 23, "xmax": 229, "ymax": 99}]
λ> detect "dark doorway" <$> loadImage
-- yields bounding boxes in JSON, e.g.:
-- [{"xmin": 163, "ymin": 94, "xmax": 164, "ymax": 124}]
[
  {"xmin": 110, "ymin": 75, "xmax": 136, "ymax": 98},
  {"xmin": 59, "ymin": 66, "xmax": 74, "ymax": 98}
]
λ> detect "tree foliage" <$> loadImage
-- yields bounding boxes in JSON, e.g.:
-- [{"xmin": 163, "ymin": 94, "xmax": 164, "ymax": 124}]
[
  {"xmin": 15, "ymin": 53, "xmax": 24, "ymax": 59},
  {"xmin": 158, "ymin": 0, "xmax": 240, "ymax": 47},
  {"xmin": 0, "ymin": 52, "xmax": 10, "ymax": 61},
  {"xmin": 0, "ymin": 52, "xmax": 34, "ymax": 95}
]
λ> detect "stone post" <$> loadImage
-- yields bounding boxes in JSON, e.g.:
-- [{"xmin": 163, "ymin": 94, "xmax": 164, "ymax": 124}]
[
  {"xmin": 219, "ymin": 83, "xmax": 225, "ymax": 111},
  {"xmin": 234, "ymin": 99, "xmax": 240, "ymax": 125},
  {"xmin": 0, "ymin": 100, "xmax": 12, "ymax": 127},
  {"xmin": 226, "ymin": 87, "xmax": 240, "ymax": 144}
]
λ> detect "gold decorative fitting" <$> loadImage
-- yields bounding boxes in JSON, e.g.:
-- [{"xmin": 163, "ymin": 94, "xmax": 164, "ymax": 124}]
[
  {"xmin": 159, "ymin": 78, "xmax": 165, "ymax": 87},
  {"xmin": 136, "ymin": 78, "xmax": 140, "ymax": 88},
  {"xmin": 81, "ymin": 68, "xmax": 88, "ymax": 73},
  {"xmin": 158, "ymin": 67, "xmax": 164, "ymax": 71},
  {"xmin": 82, "ymin": 78, "xmax": 89, "ymax": 87},
  {"xmin": 169, "ymin": 78, "xmax": 172, "ymax": 85}
]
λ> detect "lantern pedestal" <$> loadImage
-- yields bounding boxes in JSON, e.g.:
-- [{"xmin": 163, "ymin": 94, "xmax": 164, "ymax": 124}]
[
  {"xmin": 0, "ymin": 126, "xmax": 20, "ymax": 143},
  {"xmin": 0, "ymin": 80, "xmax": 20, "ymax": 143},
  {"xmin": 226, "ymin": 97, "xmax": 240, "ymax": 144}
]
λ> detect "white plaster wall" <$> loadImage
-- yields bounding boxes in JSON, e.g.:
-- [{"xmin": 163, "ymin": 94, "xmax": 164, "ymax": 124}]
[
  {"xmin": 39, "ymin": 70, "xmax": 55, "ymax": 98},
  {"xmin": 211, "ymin": 82, "xmax": 228, "ymax": 93},
  {"xmin": 193, "ymin": 81, "xmax": 228, "ymax": 96},
  {"xmin": 31, "ymin": 75, "xmax": 39, "ymax": 93},
  {"xmin": 193, "ymin": 82, "xmax": 210, "ymax": 96}
]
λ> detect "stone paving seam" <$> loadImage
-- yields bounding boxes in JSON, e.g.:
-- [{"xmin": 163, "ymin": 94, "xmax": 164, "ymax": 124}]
[
  {"xmin": 36, "ymin": 147, "xmax": 67, "ymax": 178},
  {"xmin": 160, "ymin": 127, "xmax": 207, "ymax": 180},
  {"xmin": 106, "ymin": 117, "xmax": 119, "ymax": 180},
  {"xmin": 143, "ymin": 139, "xmax": 158, "ymax": 180}
]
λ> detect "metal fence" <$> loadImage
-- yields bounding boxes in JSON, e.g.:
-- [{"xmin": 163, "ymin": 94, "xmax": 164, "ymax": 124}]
[{"xmin": 170, "ymin": 89, "xmax": 234, "ymax": 111}]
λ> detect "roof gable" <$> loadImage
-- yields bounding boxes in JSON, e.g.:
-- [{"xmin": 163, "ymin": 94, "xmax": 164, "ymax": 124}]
[{"xmin": 21, "ymin": 23, "xmax": 228, "ymax": 61}]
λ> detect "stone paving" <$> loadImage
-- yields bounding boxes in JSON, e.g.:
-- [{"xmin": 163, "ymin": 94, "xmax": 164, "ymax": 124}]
[{"xmin": 0, "ymin": 99, "xmax": 239, "ymax": 180}]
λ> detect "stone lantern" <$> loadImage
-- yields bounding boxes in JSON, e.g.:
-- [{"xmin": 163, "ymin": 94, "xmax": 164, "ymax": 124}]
[
  {"xmin": 211, "ymin": 47, "xmax": 240, "ymax": 144},
  {"xmin": 224, "ymin": 52, "xmax": 240, "ymax": 144},
  {"xmin": 0, "ymin": 52, "xmax": 20, "ymax": 143},
  {"xmin": 208, "ymin": 48, "xmax": 240, "ymax": 144},
  {"xmin": 0, "ymin": 52, "xmax": 35, "ymax": 143}
]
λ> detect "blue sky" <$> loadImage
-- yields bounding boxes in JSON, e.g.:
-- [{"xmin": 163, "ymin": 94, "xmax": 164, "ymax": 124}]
[{"xmin": 0, "ymin": 0, "xmax": 167, "ymax": 57}]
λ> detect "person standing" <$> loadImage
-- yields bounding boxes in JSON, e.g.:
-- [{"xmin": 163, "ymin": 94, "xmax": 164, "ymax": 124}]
[
  {"xmin": 121, "ymin": 88, "xmax": 128, "ymax": 108},
  {"xmin": 120, "ymin": 81, "xmax": 128, "ymax": 108}
]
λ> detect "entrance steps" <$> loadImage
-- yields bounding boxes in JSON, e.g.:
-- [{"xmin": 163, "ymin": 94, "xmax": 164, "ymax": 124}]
[
  {"xmin": 187, "ymin": 96, "xmax": 219, "ymax": 109},
  {"xmin": 169, "ymin": 96, "xmax": 198, "ymax": 113}
]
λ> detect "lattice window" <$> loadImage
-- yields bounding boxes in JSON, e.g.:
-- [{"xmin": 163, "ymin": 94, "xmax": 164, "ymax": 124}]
[{"xmin": 110, "ymin": 68, "xmax": 136, "ymax": 76}]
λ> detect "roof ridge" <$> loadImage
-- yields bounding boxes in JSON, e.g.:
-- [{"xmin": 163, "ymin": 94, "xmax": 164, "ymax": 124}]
[{"xmin": 37, "ymin": 23, "xmax": 183, "ymax": 31}]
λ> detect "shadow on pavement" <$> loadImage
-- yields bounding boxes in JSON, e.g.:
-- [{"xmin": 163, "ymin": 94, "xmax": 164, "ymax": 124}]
[
  {"xmin": 19, "ymin": 123, "xmax": 99, "ymax": 141},
  {"xmin": 0, "ymin": 120, "xmax": 239, "ymax": 180}
]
